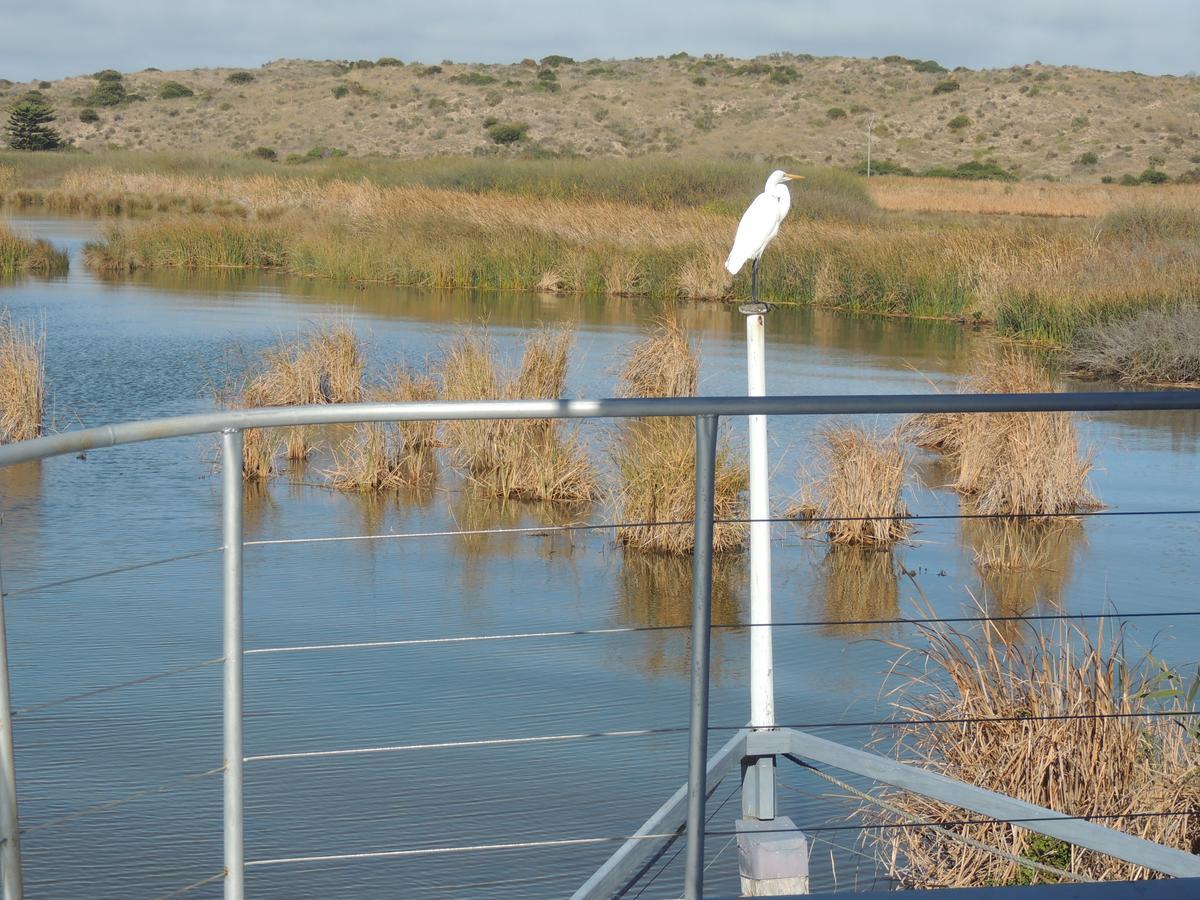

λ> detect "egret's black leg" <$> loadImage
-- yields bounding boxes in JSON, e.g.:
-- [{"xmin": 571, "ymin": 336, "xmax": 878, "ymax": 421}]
[{"xmin": 751, "ymin": 257, "xmax": 760, "ymax": 304}]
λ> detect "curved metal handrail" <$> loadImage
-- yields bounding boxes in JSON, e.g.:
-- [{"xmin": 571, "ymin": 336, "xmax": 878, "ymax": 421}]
[{"xmin": 1, "ymin": 390, "xmax": 1198, "ymax": 467}]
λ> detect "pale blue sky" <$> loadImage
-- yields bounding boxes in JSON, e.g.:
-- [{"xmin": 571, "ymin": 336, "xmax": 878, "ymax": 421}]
[{"xmin": 3, "ymin": 0, "xmax": 1198, "ymax": 82}]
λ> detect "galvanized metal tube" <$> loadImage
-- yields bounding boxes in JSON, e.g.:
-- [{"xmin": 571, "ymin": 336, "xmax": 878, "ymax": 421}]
[
  {"xmin": 3, "ymin": 392, "xmax": 1200, "ymax": 468},
  {"xmin": 683, "ymin": 415, "xmax": 719, "ymax": 900},
  {"xmin": 0, "ymin": 571, "xmax": 23, "ymax": 900},
  {"xmin": 221, "ymin": 430, "xmax": 245, "ymax": 900},
  {"xmin": 742, "ymin": 309, "xmax": 775, "ymax": 732}
]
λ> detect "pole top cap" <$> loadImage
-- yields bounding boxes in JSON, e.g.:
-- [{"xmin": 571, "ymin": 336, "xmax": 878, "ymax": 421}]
[{"xmin": 738, "ymin": 302, "xmax": 770, "ymax": 316}]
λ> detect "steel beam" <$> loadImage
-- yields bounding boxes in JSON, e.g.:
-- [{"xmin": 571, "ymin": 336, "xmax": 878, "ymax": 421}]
[
  {"xmin": 773, "ymin": 729, "xmax": 1200, "ymax": 878},
  {"xmin": 570, "ymin": 729, "xmax": 748, "ymax": 900}
]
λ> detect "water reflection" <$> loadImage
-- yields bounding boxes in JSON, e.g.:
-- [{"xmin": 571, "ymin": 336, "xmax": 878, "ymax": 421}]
[
  {"xmin": 615, "ymin": 551, "xmax": 746, "ymax": 679},
  {"xmin": 0, "ymin": 460, "xmax": 44, "ymax": 574},
  {"xmin": 102, "ymin": 264, "xmax": 979, "ymax": 368},
  {"xmin": 449, "ymin": 489, "xmax": 588, "ymax": 592},
  {"xmin": 962, "ymin": 519, "xmax": 1084, "ymax": 631},
  {"xmin": 814, "ymin": 545, "xmax": 901, "ymax": 637}
]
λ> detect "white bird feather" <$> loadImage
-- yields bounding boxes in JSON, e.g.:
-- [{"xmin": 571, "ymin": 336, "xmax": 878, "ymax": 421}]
[{"xmin": 724, "ymin": 170, "xmax": 803, "ymax": 275}]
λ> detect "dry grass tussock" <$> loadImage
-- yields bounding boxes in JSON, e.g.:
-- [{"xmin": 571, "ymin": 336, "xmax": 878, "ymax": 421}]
[
  {"xmin": 613, "ymin": 320, "xmax": 746, "ymax": 554},
  {"xmin": 0, "ymin": 225, "xmax": 69, "ymax": 277},
  {"xmin": 869, "ymin": 176, "xmax": 1200, "ymax": 218},
  {"xmin": 875, "ymin": 614, "xmax": 1200, "ymax": 886},
  {"xmin": 325, "ymin": 366, "xmax": 441, "ymax": 493},
  {"xmin": 1070, "ymin": 306, "xmax": 1200, "ymax": 386},
  {"xmin": 808, "ymin": 426, "xmax": 911, "ymax": 546},
  {"xmin": 905, "ymin": 352, "xmax": 1097, "ymax": 518},
  {"xmin": 0, "ymin": 311, "xmax": 44, "ymax": 443},
  {"xmin": 230, "ymin": 323, "xmax": 364, "ymax": 470},
  {"xmin": 439, "ymin": 327, "xmax": 596, "ymax": 502}
]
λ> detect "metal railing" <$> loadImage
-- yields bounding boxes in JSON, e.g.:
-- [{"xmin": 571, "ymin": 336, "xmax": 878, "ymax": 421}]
[{"xmin": 1, "ymin": 389, "xmax": 1200, "ymax": 899}]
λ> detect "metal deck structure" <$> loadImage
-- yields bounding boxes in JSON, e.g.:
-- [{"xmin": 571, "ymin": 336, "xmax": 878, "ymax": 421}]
[{"xmin": 1, "ymin": 389, "xmax": 1199, "ymax": 897}]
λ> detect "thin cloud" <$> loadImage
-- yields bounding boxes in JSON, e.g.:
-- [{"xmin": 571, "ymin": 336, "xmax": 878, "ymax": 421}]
[{"xmin": 2, "ymin": 0, "xmax": 1198, "ymax": 82}]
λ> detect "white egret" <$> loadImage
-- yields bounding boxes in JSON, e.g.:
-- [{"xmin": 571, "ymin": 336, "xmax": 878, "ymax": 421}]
[{"xmin": 724, "ymin": 170, "xmax": 805, "ymax": 302}]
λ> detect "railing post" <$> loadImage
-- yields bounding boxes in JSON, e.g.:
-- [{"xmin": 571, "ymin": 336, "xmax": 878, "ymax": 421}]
[
  {"xmin": 221, "ymin": 429, "xmax": 245, "ymax": 900},
  {"xmin": 0, "ymin": 561, "xmax": 24, "ymax": 900},
  {"xmin": 684, "ymin": 414, "xmax": 719, "ymax": 900}
]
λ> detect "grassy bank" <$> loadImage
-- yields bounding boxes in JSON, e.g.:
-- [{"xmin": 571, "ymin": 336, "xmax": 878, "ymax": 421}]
[
  {"xmin": 0, "ymin": 225, "xmax": 69, "ymax": 277},
  {"xmin": 7, "ymin": 153, "xmax": 1200, "ymax": 347}
]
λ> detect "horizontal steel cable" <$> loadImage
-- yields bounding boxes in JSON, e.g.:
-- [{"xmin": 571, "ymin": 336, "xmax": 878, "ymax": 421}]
[
  {"xmin": 246, "ymin": 708, "xmax": 1199, "ymax": 764},
  {"xmin": 243, "ymin": 727, "xmax": 684, "ymax": 763},
  {"xmin": 4, "ymin": 508, "xmax": 1197, "ymax": 600},
  {"xmin": 13, "ymin": 657, "xmax": 222, "ymax": 717},
  {"xmin": 782, "ymin": 756, "xmax": 1091, "ymax": 883},
  {"xmin": 21, "ymin": 766, "xmax": 223, "ymax": 835},
  {"xmin": 241, "ymin": 506, "xmax": 1200, "ymax": 550},
  {"xmin": 155, "ymin": 870, "xmax": 225, "ymax": 899},
  {"xmin": 1, "ymin": 546, "xmax": 221, "ymax": 600},
  {"xmin": 244, "ymin": 608, "xmax": 1200, "ymax": 657},
  {"xmin": 704, "ymin": 807, "xmax": 1198, "ymax": 837},
  {"xmin": 240, "ymin": 809, "xmax": 1194, "ymax": 869},
  {"xmin": 18, "ymin": 608, "xmax": 1196, "ymax": 726}
]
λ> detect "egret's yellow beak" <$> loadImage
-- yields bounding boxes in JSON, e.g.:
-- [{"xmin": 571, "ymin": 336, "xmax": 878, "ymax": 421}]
[{"xmin": 783, "ymin": 173, "xmax": 805, "ymax": 181}]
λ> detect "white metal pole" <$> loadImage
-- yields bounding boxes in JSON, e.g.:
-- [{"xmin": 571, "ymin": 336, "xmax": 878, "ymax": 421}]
[
  {"xmin": 221, "ymin": 429, "xmax": 245, "ymax": 900},
  {"xmin": 0, "ymin": 580, "xmax": 24, "ymax": 900},
  {"xmin": 740, "ymin": 305, "xmax": 775, "ymax": 730}
]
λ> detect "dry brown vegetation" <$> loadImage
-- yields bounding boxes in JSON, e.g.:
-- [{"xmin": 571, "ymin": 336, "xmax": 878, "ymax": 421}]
[
  {"xmin": 0, "ymin": 311, "xmax": 44, "ymax": 443},
  {"xmin": 906, "ymin": 352, "xmax": 1097, "ymax": 518},
  {"xmin": 439, "ymin": 327, "xmax": 596, "ymax": 502},
  {"xmin": 876, "ymin": 615, "xmax": 1200, "ymax": 886},
  {"xmin": 810, "ymin": 426, "xmax": 911, "ymax": 546},
  {"xmin": 326, "ymin": 422, "xmax": 435, "ymax": 493},
  {"xmin": 225, "ymin": 323, "xmax": 364, "ymax": 475},
  {"xmin": 5, "ymin": 55, "xmax": 1199, "ymax": 180},
  {"xmin": 612, "ymin": 320, "xmax": 747, "ymax": 555},
  {"xmin": 58, "ymin": 164, "xmax": 1200, "ymax": 349},
  {"xmin": 868, "ymin": 177, "xmax": 1200, "ymax": 218},
  {"xmin": 1070, "ymin": 306, "xmax": 1200, "ymax": 386}
]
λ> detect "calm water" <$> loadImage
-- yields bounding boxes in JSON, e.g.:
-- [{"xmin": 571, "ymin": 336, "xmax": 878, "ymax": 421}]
[{"xmin": 1, "ymin": 214, "xmax": 1199, "ymax": 898}]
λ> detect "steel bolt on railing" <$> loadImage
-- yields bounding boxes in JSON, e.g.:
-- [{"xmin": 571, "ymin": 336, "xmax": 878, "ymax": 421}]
[{"xmin": 2, "ymin": 390, "xmax": 1200, "ymax": 899}]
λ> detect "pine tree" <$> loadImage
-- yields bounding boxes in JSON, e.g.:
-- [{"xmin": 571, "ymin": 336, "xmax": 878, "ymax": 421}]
[{"xmin": 5, "ymin": 99, "xmax": 62, "ymax": 151}]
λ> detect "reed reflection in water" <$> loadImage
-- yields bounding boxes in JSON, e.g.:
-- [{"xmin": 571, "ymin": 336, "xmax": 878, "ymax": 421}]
[
  {"xmin": 813, "ymin": 544, "xmax": 901, "ymax": 637},
  {"xmin": 962, "ymin": 518, "xmax": 1085, "ymax": 636},
  {"xmin": 615, "ymin": 550, "xmax": 746, "ymax": 679}
]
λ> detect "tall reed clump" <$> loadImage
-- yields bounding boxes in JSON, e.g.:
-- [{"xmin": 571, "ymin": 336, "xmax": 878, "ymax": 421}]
[
  {"xmin": 439, "ymin": 327, "xmax": 596, "ymax": 502},
  {"xmin": 874, "ymin": 615, "xmax": 1200, "ymax": 886},
  {"xmin": 326, "ymin": 367, "xmax": 440, "ymax": 493},
  {"xmin": 906, "ymin": 351, "xmax": 1097, "ymax": 518},
  {"xmin": 809, "ymin": 426, "xmax": 911, "ymax": 546},
  {"xmin": 612, "ymin": 320, "xmax": 747, "ymax": 554},
  {"xmin": 0, "ymin": 226, "xmax": 68, "ymax": 277},
  {"xmin": 0, "ymin": 311, "xmax": 44, "ymax": 443},
  {"xmin": 227, "ymin": 323, "xmax": 364, "ymax": 475}
]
